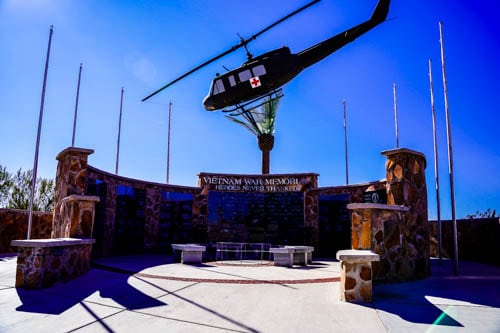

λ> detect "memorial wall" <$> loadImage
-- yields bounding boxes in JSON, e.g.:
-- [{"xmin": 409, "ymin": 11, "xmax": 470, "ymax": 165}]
[{"xmin": 42, "ymin": 146, "xmax": 428, "ymax": 273}]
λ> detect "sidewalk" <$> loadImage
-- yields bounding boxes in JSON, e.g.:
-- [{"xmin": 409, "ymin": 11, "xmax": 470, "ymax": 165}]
[{"xmin": 0, "ymin": 254, "xmax": 499, "ymax": 332}]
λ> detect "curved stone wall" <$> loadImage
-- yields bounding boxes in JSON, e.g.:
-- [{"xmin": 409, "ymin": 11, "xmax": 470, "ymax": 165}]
[
  {"xmin": 48, "ymin": 146, "xmax": 429, "ymax": 269},
  {"xmin": 0, "ymin": 209, "xmax": 52, "ymax": 253}
]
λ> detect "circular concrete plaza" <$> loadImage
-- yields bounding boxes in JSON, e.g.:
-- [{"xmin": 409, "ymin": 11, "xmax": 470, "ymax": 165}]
[{"xmin": 92, "ymin": 255, "xmax": 342, "ymax": 285}]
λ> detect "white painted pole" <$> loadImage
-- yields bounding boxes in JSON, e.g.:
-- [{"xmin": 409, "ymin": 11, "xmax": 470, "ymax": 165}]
[
  {"xmin": 115, "ymin": 87, "xmax": 124, "ymax": 175},
  {"xmin": 393, "ymin": 82, "xmax": 400, "ymax": 148},
  {"xmin": 439, "ymin": 21, "xmax": 459, "ymax": 275},
  {"xmin": 71, "ymin": 63, "xmax": 83, "ymax": 147},
  {"xmin": 166, "ymin": 101, "xmax": 172, "ymax": 184},
  {"xmin": 27, "ymin": 25, "xmax": 54, "ymax": 239},
  {"xmin": 343, "ymin": 99, "xmax": 349, "ymax": 185},
  {"xmin": 428, "ymin": 58, "xmax": 443, "ymax": 262}
]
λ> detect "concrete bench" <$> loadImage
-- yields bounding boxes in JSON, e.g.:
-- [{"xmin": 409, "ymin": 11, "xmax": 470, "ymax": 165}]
[
  {"xmin": 336, "ymin": 249, "xmax": 380, "ymax": 302},
  {"xmin": 171, "ymin": 244, "xmax": 206, "ymax": 264},
  {"xmin": 270, "ymin": 246, "xmax": 314, "ymax": 267}
]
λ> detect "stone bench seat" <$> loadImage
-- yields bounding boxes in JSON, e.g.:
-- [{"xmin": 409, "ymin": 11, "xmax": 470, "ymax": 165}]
[
  {"xmin": 270, "ymin": 246, "xmax": 314, "ymax": 267},
  {"xmin": 171, "ymin": 244, "xmax": 206, "ymax": 264},
  {"xmin": 11, "ymin": 238, "xmax": 95, "ymax": 289}
]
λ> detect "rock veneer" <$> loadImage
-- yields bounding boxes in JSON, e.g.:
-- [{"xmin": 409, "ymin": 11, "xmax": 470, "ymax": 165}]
[
  {"xmin": 60, "ymin": 195, "xmax": 100, "ymax": 238},
  {"xmin": 382, "ymin": 148, "xmax": 430, "ymax": 279},
  {"xmin": 0, "ymin": 209, "xmax": 52, "ymax": 253},
  {"xmin": 10, "ymin": 147, "xmax": 99, "ymax": 289},
  {"xmin": 11, "ymin": 238, "xmax": 95, "ymax": 288},
  {"xmin": 344, "ymin": 148, "xmax": 429, "ymax": 282},
  {"xmin": 336, "ymin": 249, "xmax": 380, "ymax": 302},
  {"xmin": 52, "ymin": 147, "xmax": 94, "ymax": 238},
  {"xmin": 348, "ymin": 203, "xmax": 410, "ymax": 281}
]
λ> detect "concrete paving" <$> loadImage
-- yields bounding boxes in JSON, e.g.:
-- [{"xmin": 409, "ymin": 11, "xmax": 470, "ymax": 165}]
[{"xmin": 1, "ymin": 253, "xmax": 499, "ymax": 333}]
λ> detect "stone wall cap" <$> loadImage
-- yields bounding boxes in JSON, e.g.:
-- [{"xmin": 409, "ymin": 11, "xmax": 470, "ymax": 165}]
[
  {"xmin": 284, "ymin": 246, "xmax": 314, "ymax": 251},
  {"xmin": 11, "ymin": 238, "xmax": 96, "ymax": 248},
  {"xmin": 171, "ymin": 244, "xmax": 206, "ymax": 251},
  {"xmin": 347, "ymin": 203, "xmax": 409, "ymax": 212},
  {"xmin": 61, "ymin": 194, "xmax": 100, "ymax": 203},
  {"xmin": 56, "ymin": 147, "xmax": 94, "ymax": 161},
  {"xmin": 270, "ymin": 247, "xmax": 295, "ymax": 253},
  {"xmin": 381, "ymin": 147, "xmax": 426, "ymax": 167},
  {"xmin": 336, "ymin": 249, "xmax": 380, "ymax": 262}
]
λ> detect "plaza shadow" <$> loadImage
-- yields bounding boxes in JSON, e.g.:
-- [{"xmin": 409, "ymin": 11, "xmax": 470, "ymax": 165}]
[
  {"xmin": 15, "ymin": 256, "xmax": 168, "ymax": 315},
  {"xmin": 370, "ymin": 259, "xmax": 500, "ymax": 328}
]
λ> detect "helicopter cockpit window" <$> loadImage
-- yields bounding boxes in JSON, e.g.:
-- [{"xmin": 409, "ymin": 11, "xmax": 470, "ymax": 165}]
[
  {"xmin": 252, "ymin": 65, "xmax": 266, "ymax": 76},
  {"xmin": 212, "ymin": 79, "xmax": 225, "ymax": 95},
  {"xmin": 228, "ymin": 75, "xmax": 236, "ymax": 87},
  {"xmin": 238, "ymin": 69, "xmax": 252, "ymax": 82}
]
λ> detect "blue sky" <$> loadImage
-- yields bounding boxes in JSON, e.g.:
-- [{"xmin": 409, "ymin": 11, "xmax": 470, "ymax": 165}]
[{"xmin": 1, "ymin": 0, "xmax": 499, "ymax": 219}]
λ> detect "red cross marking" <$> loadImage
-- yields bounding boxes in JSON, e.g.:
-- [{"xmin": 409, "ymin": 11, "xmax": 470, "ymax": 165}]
[{"xmin": 251, "ymin": 77, "xmax": 260, "ymax": 86}]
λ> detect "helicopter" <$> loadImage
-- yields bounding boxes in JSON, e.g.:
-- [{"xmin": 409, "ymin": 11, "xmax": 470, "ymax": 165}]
[{"xmin": 142, "ymin": 0, "xmax": 390, "ymax": 112}]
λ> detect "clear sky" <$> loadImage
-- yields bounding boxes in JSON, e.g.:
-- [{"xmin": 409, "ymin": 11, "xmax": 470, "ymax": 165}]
[{"xmin": 1, "ymin": 0, "xmax": 499, "ymax": 219}]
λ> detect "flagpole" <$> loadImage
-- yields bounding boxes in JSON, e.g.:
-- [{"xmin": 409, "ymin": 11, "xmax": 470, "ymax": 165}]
[
  {"xmin": 393, "ymin": 82, "xmax": 400, "ymax": 148},
  {"xmin": 27, "ymin": 25, "xmax": 54, "ymax": 239},
  {"xmin": 343, "ymin": 99, "xmax": 349, "ymax": 185},
  {"xmin": 71, "ymin": 63, "xmax": 83, "ymax": 147},
  {"xmin": 428, "ymin": 58, "xmax": 443, "ymax": 263},
  {"xmin": 166, "ymin": 100, "xmax": 172, "ymax": 184},
  {"xmin": 115, "ymin": 87, "xmax": 124, "ymax": 175},
  {"xmin": 439, "ymin": 21, "xmax": 459, "ymax": 275}
]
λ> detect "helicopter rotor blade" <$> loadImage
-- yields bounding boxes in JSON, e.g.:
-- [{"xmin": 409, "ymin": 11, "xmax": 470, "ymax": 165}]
[
  {"xmin": 142, "ymin": 0, "xmax": 320, "ymax": 102},
  {"xmin": 244, "ymin": 0, "xmax": 320, "ymax": 45}
]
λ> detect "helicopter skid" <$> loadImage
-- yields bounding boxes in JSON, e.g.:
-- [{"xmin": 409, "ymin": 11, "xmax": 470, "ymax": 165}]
[{"xmin": 222, "ymin": 89, "xmax": 284, "ymax": 116}]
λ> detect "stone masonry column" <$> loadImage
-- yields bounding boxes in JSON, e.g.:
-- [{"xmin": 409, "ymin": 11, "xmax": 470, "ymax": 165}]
[
  {"xmin": 382, "ymin": 148, "xmax": 429, "ymax": 278},
  {"xmin": 60, "ymin": 195, "xmax": 100, "ymax": 238},
  {"xmin": 336, "ymin": 250, "xmax": 380, "ymax": 302},
  {"xmin": 52, "ymin": 147, "xmax": 94, "ymax": 238},
  {"xmin": 348, "ymin": 203, "xmax": 410, "ymax": 281}
]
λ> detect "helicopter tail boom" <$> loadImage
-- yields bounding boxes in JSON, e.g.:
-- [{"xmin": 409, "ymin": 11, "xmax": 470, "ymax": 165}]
[{"xmin": 296, "ymin": 0, "xmax": 390, "ymax": 70}]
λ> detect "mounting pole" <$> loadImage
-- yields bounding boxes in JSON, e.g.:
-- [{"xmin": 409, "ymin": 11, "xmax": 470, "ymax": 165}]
[
  {"xmin": 393, "ymin": 82, "xmax": 400, "ymax": 148},
  {"xmin": 343, "ymin": 99, "xmax": 349, "ymax": 185},
  {"xmin": 115, "ymin": 87, "xmax": 124, "ymax": 175},
  {"xmin": 439, "ymin": 21, "xmax": 459, "ymax": 275},
  {"xmin": 428, "ymin": 58, "xmax": 443, "ymax": 263},
  {"xmin": 27, "ymin": 25, "xmax": 53, "ymax": 240},
  {"xmin": 71, "ymin": 63, "xmax": 83, "ymax": 147},
  {"xmin": 166, "ymin": 101, "xmax": 172, "ymax": 184}
]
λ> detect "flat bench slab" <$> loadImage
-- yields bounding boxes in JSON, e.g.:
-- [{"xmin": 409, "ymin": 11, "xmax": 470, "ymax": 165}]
[
  {"xmin": 11, "ymin": 238, "xmax": 95, "ymax": 248},
  {"xmin": 270, "ymin": 246, "xmax": 314, "ymax": 267},
  {"xmin": 336, "ymin": 249, "xmax": 380, "ymax": 263},
  {"xmin": 171, "ymin": 244, "xmax": 206, "ymax": 264}
]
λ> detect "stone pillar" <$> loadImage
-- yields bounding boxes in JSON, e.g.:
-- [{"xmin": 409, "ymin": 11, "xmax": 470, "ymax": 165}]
[
  {"xmin": 144, "ymin": 187, "xmax": 161, "ymax": 250},
  {"xmin": 348, "ymin": 203, "xmax": 410, "ymax": 281},
  {"xmin": 60, "ymin": 195, "xmax": 100, "ymax": 238},
  {"xmin": 303, "ymin": 175, "xmax": 319, "ymax": 249},
  {"xmin": 382, "ymin": 148, "xmax": 430, "ymax": 279},
  {"xmin": 52, "ymin": 147, "xmax": 94, "ymax": 238},
  {"xmin": 336, "ymin": 250, "xmax": 380, "ymax": 302}
]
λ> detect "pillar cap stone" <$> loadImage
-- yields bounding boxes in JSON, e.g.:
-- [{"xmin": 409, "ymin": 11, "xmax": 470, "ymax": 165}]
[
  {"xmin": 336, "ymin": 249, "xmax": 380, "ymax": 262},
  {"xmin": 347, "ymin": 203, "xmax": 409, "ymax": 212},
  {"xmin": 61, "ymin": 194, "xmax": 100, "ymax": 203},
  {"xmin": 381, "ymin": 147, "xmax": 426, "ymax": 168},
  {"xmin": 11, "ymin": 237, "xmax": 96, "ymax": 248},
  {"xmin": 56, "ymin": 147, "xmax": 94, "ymax": 161}
]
